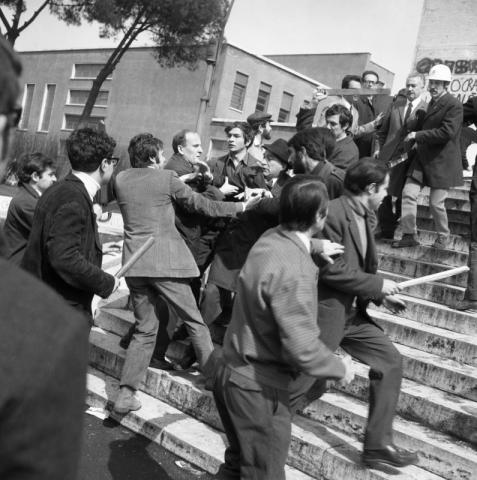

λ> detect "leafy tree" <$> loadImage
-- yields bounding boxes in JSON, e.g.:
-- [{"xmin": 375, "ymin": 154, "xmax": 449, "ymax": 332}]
[
  {"xmin": 52, "ymin": 0, "xmax": 230, "ymax": 126},
  {"xmin": 0, "ymin": 1, "xmax": 53, "ymax": 45}
]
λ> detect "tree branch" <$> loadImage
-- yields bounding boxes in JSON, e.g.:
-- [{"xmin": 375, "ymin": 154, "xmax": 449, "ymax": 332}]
[
  {"xmin": 0, "ymin": 8, "xmax": 12, "ymax": 34},
  {"xmin": 17, "ymin": 0, "xmax": 50, "ymax": 34}
]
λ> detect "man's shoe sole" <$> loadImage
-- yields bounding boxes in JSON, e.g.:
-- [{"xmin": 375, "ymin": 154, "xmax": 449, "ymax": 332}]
[{"xmin": 362, "ymin": 457, "xmax": 417, "ymax": 469}]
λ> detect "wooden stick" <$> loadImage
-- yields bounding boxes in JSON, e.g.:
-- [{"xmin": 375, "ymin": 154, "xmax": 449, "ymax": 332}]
[
  {"xmin": 114, "ymin": 237, "xmax": 155, "ymax": 278},
  {"xmin": 397, "ymin": 266, "xmax": 469, "ymax": 289},
  {"xmin": 325, "ymin": 88, "xmax": 391, "ymax": 96}
]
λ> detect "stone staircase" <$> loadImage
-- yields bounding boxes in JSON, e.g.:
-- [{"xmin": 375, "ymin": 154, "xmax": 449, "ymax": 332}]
[{"xmin": 87, "ymin": 181, "xmax": 477, "ymax": 480}]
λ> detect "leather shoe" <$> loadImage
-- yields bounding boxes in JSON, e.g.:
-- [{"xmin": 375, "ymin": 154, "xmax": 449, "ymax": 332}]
[
  {"xmin": 113, "ymin": 387, "xmax": 141, "ymax": 414},
  {"xmin": 392, "ymin": 233, "xmax": 420, "ymax": 248},
  {"xmin": 362, "ymin": 444, "xmax": 418, "ymax": 468},
  {"xmin": 150, "ymin": 356, "xmax": 174, "ymax": 370},
  {"xmin": 455, "ymin": 298, "xmax": 477, "ymax": 312}
]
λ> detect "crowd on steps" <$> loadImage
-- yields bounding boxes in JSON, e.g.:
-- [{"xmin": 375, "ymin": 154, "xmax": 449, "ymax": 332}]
[{"xmin": 0, "ymin": 33, "xmax": 475, "ymax": 480}]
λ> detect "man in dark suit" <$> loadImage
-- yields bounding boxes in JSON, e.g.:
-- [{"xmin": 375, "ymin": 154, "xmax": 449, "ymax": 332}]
[
  {"xmin": 456, "ymin": 95, "xmax": 477, "ymax": 312},
  {"xmin": 394, "ymin": 64, "xmax": 463, "ymax": 249},
  {"xmin": 375, "ymin": 75, "xmax": 428, "ymax": 239},
  {"xmin": 112, "ymin": 133, "xmax": 260, "ymax": 414},
  {"xmin": 4, "ymin": 152, "xmax": 56, "ymax": 265},
  {"xmin": 316, "ymin": 159, "xmax": 419, "ymax": 468},
  {"xmin": 0, "ymin": 36, "xmax": 89, "ymax": 480},
  {"xmin": 22, "ymin": 128, "xmax": 118, "ymax": 315},
  {"xmin": 213, "ymin": 176, "xmax": 353, "ymax": 480}
]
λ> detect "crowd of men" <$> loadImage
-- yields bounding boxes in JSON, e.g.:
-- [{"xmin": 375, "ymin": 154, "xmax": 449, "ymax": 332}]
[{"xmin": 1, "ymin": 33, "xmax": 476, "ymax": 480}]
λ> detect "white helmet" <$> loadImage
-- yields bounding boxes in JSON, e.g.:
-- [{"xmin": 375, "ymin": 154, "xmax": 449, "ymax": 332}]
[{"xmin": 428, "ymin": 64, "xmax": 452, "ymax": 82}]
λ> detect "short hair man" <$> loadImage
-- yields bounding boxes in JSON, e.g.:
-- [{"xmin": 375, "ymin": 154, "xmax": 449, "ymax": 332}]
[
  {"xmin": 375, "ymin": 74, "xmax": 427, "ymax": 239},
  {"xmin": 325, "ymin": 103, "xmax": 359, "ymax": 170},
  {"xmin": 246, "ymin": 111, "xmax": 273, "ymax": 171},
  {"xmin": 208, "ymin": 121, "xmax": 268, "ymax": 198},
  {"xmin": 22, "ymin": 128, "xmax": 119, "ymax": 315},
  {"xmin": 213, "ymin": 175, "xmax": 353, "ymax": 479},
  {"xmin": 288, "ymin": 127, "xmax": 345, "ymax": 199},
  {"xmin": 394, "ymin": 64, "xmax": 463, "ymax": 249},
  {"xmin": 112, "ymin": 132, "xmax": 260, "ymax": 414},
  {"xmin": 3, "ymin": 152, "xmax": 56, "ymax": 264},
  {"xmin": 316, "ymin": 158, "xmax": 419, "ymax": 468},
  {"xmin": 0, "ymin": 36, "xmax": 89, "ymax": 480}
]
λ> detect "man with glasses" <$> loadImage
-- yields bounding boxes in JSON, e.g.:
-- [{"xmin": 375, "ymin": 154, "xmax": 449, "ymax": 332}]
[{"xmin": 22, "ymin": 127, "xmax": 119, "ymax": 317}]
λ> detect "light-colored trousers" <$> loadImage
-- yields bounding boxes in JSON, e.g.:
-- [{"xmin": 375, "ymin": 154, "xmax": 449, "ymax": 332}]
[{"xmin": 400, "ymin": 177, "xmax": 449, "ymax": 236}]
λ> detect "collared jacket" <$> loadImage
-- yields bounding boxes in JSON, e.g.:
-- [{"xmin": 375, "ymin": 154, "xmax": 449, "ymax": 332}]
[{"xmin": 21, "ymin": 174, "xmax": 115, "ymax": 314}]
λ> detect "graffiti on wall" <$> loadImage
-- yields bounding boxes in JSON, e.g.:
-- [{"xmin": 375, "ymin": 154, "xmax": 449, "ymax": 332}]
[{"xmin": 415, "ymin": 57, "xmax": 477, "ymax": 103}]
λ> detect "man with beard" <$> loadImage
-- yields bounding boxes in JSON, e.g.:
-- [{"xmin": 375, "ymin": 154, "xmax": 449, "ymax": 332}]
[
  {"xmin": 0, "ymin": 36, "xmax": 89, "ymax": 480},
  {"xmin": 288, "ymin": 127, "xmax": 345, "ymax": 199}
]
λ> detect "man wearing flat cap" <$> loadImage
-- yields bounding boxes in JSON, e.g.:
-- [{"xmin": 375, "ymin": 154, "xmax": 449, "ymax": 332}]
[{"xmin": 247, "ymin": 111, "xmax": 273, "ymax": 173}]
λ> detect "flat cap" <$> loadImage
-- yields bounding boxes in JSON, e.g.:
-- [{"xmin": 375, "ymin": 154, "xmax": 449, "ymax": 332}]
[
  {"xmin": 263, "ymin": 138, "xmax": 289, "ymax": 164},
  {"xmin": 247, "ymin": 111, "xmax": 272, "ymax": 126}
]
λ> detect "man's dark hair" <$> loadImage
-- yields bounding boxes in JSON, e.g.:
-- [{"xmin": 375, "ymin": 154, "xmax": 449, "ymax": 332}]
[
  {"xmin": 362, "ymin": 70, "xmax": 380, "ymax": 82},
  {"xmin": 66, "ymin": 128, "xmax": 116, "ymax": 173},
  {"xmin": 172, "ymin": 129, "xmax": 195, "ymax": 154},
  {"xmin": 344, "ymin": 157, "xmax": 388, "ymax": 194},
  {"xmin": 280, "ymin": 175, "xmax": 329, "ymax": 232},
  {"xmin": 224, "ymin": 121, "xmax": 254, "ymax": 147},
  {"xmin": 341, "ymin": 75, "xmax": 361, "ymax": 89},
  {"xmin": 128, "ymin": 133, "xmax": 164, "ymax": 168},
  {"xmin": 17, "ymin": 152, "xmax": 55, "ymax": 185},
  {"xmin": 288, "ymin": 127, "xmax": 335, "ymax": 162},
  {"xmin": 325, "ymin": 103, "xmax": 354, "ymax": 130}
]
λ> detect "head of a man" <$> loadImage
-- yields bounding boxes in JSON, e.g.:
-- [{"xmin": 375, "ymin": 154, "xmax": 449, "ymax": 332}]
[
  {"xmin": 67, "ymin": 128, "xmax": 117, "ymax": 186},
  {"xmin": 225, "ymin": 122, "xmax": 253, "ymax": 154},
  {"xmin": 406, "ymin": 75, "xmax": 425, "ymax": 102},
  {"xmin": 128, "ymin": 133, "xmax": 165, "ymax": 169},
  {"xmin": 0, "ymin": 36, "xmax": 22, "ymax": 171},
  {"xmin": 247, "ymin": 112, "xmax": 272, "ymax": 141},
  {"xmin": 17, "ymin": 152, "xmax": 56, "ymax": 193},
  {"xmin": 362, "ymin": 70, "xmax": 379, "ymax": 89},
  {"xmin": 427, "ymin": 64, "xmax": 452, "ymax": 100},
  {"xmin": 341, "ymin": 75, "xmax": 362, "ymax": 103},
  {"xmin": 280, "ymin": 175, "xmax": 329, "ymax": 234},
  {"xmin": 288, "ymin": 128, "xmax": 335, "ymax": 174},
  {"xmin": 172, "ymin": 130, "xmax": 202, "ymax": 164},
  {"xmin": 263, "ymin": 138, "xmax": 289, "ymax": 179},
  {"xmin": 344, "ymin": 158, "xmax": 389, "ymax": 211},
  {"xmin": 325, "ymin": 104, "xmax": 353, "ymax": 140}
]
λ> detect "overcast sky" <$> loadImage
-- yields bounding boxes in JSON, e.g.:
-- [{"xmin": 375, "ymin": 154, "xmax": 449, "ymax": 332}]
[{"xmin": 11, "ymin": 0, "xmax": 425, "ymax": 93}]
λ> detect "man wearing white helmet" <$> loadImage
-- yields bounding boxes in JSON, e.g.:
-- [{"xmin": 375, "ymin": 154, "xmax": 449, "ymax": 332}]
[{"xmin": 393, "ymin": 64, "xmax": 463, "ymax": 249}]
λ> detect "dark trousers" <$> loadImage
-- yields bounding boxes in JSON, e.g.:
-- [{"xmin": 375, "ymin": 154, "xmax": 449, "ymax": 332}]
[
  {"xmin": 292, "ymin": 314, "xmax": 402, "ymax": 450},
  {"xmin": 377, "ymin": 195, "xmax": 402, "ymax": 237},
  {"xmin": 120, "ymin": 277, "xmax": 214, "ymax": 389},
  {"xmin": 200, "ymin": 282, "xmax": 234, "ymax": 327},
  {"xmin": 213, "ymin": 365, "xmax": 291, "ymax": 480},
  {"xmin": 465, "ymin": 164, "xmax": 477, "ymax": 300}
]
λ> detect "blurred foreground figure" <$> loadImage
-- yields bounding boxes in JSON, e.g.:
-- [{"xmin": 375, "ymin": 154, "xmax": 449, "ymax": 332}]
[{"xmin": 0, "ymin": 36, "xmax": 88, "ymax": 480}]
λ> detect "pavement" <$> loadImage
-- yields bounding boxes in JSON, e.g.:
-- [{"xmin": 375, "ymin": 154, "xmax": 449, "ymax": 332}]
[{"xmin": 79, "ymin": 408, "xmax": 214, "ymax": 480}]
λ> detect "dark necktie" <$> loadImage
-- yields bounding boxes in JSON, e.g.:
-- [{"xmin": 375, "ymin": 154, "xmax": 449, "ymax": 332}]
[{"xmin": 403, "ymin": 101, "xmax": 413, "ymax": 123}]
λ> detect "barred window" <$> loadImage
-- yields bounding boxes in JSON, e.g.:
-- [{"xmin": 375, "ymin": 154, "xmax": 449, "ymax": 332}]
[
  {"xmin": 230, "ymin": 71, "xmax": 248, "ymax": 111},
  {"xmin": 64, "ymin": 114, "xmax": 105, "ymax": 131},
  {"xmin": 255, "ymin": 82, "xmax": 271, "ymax": 113},
  {"xmin": 277, "ymin": 91, "xmax": 294, "ymax": 123},
  {"xmin": 19, "ymin": 84, "xmax": 35, "ymax": 130},
  {"xmin": 39, "ymin": 84, "xmax": 56, "ymax": 132},
  {"xmin": 68, "ymin": 89, "xmax": 109, "ymax": 106}
]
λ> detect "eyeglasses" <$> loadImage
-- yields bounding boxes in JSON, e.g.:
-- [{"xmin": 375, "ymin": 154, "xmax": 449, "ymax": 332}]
[
  {"xmin": 108, "ymin": 156, "xmax": 119, "ymax": 167},
  {"xmin": 364, "ymin": 80, "xmax": 377, "ymax": 86}
]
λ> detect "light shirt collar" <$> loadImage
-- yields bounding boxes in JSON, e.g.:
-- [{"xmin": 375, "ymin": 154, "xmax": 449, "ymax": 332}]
[
  {"xmin": 406, "ymin": 97, "xmax": 421, "ymax": 110},
  {"xmin": 295, "ymin": 231, "xmax": 311, "ymax": 253},
  {"xmin": 72, "ymin": 170, "xmax": 100, "ymax": 202}
]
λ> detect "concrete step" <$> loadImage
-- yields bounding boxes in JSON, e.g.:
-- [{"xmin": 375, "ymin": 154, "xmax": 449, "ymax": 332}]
[
  {"xmin": 87, "ymin": 368, "xmax": 313, "ymax": 479},
  {"xmin": 90, "ymin": 328, "xmax": 477, "ymax": 447},
  {"xmin": 420, "ymin": 186, "xmax": 470, "ymax": 201},
  {"xmin": 377, "ymin": 241, "xmax": 468, "ymax": 268},
  {"xmin": 377, "ymin": 254, "xmax": 468, "ymax": 288},
  {"xmin": 369, "ymin": 295, "xmax": 477, "ymax": 336},
  {"xmin": 88, "ymin": 335, "xmax": 450, "ymax": 480},
  {"xmin": 380, "ymin": 270, "xmax": 465, "ymax": 306},
  {"xmin": 416, "ymin": 215, "xmax": 470, "ymax": 236},
  {"xmin": 334, "ymin": 360, "xmax": 477, "ymax": 445},
  {"xmin": 302, "ymin": 391, "xmax": 477, "ymax": 480},
  {"xmin": 415, "ymin": 230, "xmax": 470, "ymax": 252}
]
